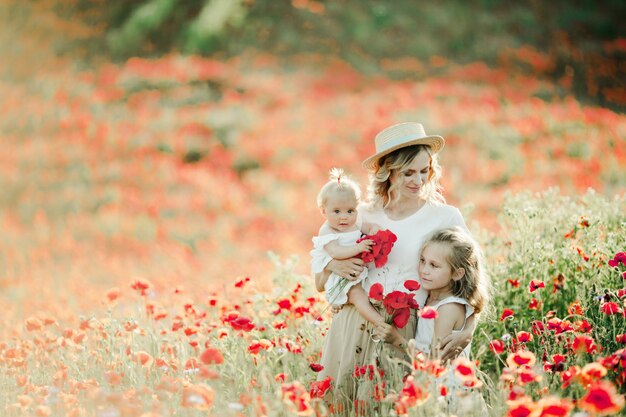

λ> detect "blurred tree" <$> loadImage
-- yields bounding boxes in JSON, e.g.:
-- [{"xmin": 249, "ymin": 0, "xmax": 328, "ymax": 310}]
[{"xmin": 55, "ymin": 0, "xmax": 626, "ymax": 110}]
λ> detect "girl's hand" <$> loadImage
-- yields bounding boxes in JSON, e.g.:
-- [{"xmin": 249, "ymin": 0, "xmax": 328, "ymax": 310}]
[
  {"xmin": 357, "ymin": 239, "xmax": 374, "ymax": 253},
  {"xmin": 373, "ymin": 322, "xmax": 404, "ymax": 346},
  {"xmin": 439, "ymin": 329, "xmax": 471, "ymax": 362},
  {"xmin": 328, "ymin": 258, "xmax": 365, "ymax": 281}
]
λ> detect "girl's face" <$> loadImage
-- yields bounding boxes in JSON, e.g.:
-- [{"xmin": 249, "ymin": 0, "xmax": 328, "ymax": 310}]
[
  {"xmin": 418, "ymin": 242, "xmax": 454, "ymax": 292},
  {"xmin": 321, "ymin": 191, "xmax": 359, "ymax": 232},
  {"xmin": 390, "ymin": 151, "xmax": 431, "ymax": 202}
]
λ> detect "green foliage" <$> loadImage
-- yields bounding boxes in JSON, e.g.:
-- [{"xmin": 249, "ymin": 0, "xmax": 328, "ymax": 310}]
[{"xmin": 475, "ymin": 189, "xmax": 626, "ymax": 394}]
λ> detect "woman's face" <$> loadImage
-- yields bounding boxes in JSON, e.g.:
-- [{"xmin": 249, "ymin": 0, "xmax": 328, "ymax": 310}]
[{"xmin": 390, "ymin": 150, "xmax": 431, "ymax": 202}]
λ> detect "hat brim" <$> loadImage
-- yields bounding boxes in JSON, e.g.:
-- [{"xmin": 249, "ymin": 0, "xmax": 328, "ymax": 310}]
[{"xmin": 362, "ymin": 136, "xmax": 444, "ymax": 170}]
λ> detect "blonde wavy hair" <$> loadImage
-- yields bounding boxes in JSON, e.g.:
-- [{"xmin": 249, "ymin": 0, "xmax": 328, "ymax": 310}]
[
  {"xmin": 316, "ymin": 168, "xmax": 361, "ymax": 208},
  {"xmin": 421, "ymin": 227, "xmax": 491, "ymax": 315},
  {"xmin": 366, "ymin": 145, "xmax": 445, "ymax": 209}
]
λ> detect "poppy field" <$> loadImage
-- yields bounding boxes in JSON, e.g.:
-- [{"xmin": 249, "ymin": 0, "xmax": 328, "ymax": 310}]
[{"xmin": 1, "ymin": 2, "xmax": 626, "ymax": 416}]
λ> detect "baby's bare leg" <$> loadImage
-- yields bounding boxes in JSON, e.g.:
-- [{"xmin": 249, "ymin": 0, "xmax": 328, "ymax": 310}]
[{"xmin": 347, "ymin": 284, "xmax": 385, "ymax": 325}]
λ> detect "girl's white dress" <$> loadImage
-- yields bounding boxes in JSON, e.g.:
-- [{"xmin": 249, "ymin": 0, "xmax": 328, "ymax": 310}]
[
  {"xmin": 310, "ymin": 230, "xmax": 368, "ymax": 305},
  {"xmin": 414, "ymin": 296, "xmax": 473, "ymax": 357},
  {"xmin": 414, "ymin": 296, "xmax": 487, "ymax": 415}
]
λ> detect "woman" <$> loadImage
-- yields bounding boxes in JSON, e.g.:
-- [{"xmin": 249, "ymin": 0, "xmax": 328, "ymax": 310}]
[{"xmin": 315, "ymin": 122, "xmax": 475, "ymax": 413}]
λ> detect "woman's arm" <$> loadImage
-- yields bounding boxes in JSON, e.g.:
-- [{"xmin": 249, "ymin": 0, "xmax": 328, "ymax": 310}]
[
  {"xmin": 314, "ymin": 258, "xmax": 366, "ymax": 292},
  {"xmin": 439, "ymin": 313, "xmax": 476, "ymax": 362}
]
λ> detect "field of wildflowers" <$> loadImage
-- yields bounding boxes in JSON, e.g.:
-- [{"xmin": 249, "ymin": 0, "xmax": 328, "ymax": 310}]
[{"xmin": 1, "ymin": 2, "xmax": 626, "ymax": 416}]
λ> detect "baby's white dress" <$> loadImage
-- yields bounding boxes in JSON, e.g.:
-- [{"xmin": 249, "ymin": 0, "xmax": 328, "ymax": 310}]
[{"xmin": 310, "ymin": 230, "xmax": 368, "ymax": 305}]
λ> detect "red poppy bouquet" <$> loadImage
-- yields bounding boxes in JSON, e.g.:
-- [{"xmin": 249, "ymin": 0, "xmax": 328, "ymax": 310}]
[
  {"xmin": 357, "ymin": 229, "xmax": 397, "ymax": 268},
  {"xmin": 368, "ymin": 280, "xmax": 421, "ymax": 328}
]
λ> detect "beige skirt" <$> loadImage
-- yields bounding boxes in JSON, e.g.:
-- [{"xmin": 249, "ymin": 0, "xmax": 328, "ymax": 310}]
[{"xmin": 318, "ymin": 303, "xmax": 418, "ymax": 413}]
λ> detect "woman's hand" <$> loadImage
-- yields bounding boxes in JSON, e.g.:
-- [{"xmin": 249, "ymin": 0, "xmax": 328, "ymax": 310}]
[
  {"xmin": 327, "ymin": 258, "xmax": 365, "ymax": 281},
  {"xmin": 439, "ymin": 329, "xmax": 471, "ymax": 362},
  {"xmin": 373, "ymin": 322, "xmax": 405, "ymax": 346}
]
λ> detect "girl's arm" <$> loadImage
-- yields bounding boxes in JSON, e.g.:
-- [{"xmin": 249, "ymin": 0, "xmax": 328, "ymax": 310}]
[
  {"xmin": 324, "ymin": 239, "xmax": 373, "ymax": 260},
  {"xmin": 373, "ymin": 322, "xmax": 408, "ymax": 349},
  {"xmin": 439, "ymin": 313, "xmax": 476, "ymax": 362},
  {"xmin": 431, "ymin": 303, "xmax": 465, "ymax": 359},
  {"xmin": 314, "ymin": 258, "xmax": 366, "ymax": 292}
]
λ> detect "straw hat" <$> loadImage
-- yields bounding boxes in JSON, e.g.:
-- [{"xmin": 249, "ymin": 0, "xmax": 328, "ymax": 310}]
[{"xmin": 362, "ymin": 122, "xmax": 444, "ymax": 170}]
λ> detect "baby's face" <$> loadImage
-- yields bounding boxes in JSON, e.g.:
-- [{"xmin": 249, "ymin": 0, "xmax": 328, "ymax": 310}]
[{"xmin": 322, "ymin": 191, "xmax": 358, "ymax": 232}]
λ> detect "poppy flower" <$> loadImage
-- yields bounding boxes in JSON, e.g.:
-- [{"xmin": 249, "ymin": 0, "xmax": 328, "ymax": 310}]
[
  {"xmin": 500, "ymin": 309, "xmax": 514, "ymax": 321},
  {"xmin": 536, "ymin": 397, "xmax": 573, "ymax": 417},
  {"xmin": 130, "ymin": 278, "xmax": 152, "ymax": 296},
  {"xmin": 579, "ymin": 381, "xmax": 625, "ymax": 415},
  {"xmin": 489, "ymin": 339, "xmax": 505, "ymax": 354},
  {"xmin": 505, "ymin": 398, "xmax": 535, "ymax": 417},
  {"xmin": 572, "ymin": 335, "xmax": 597, "ymax": 354},
  {"xmin": 528, "ymin": 298, "xmax": 539, "ymax": 310},
  {"xmin": 516, "ymin": 331, "xmax": 532, "ymax": 343},
  {"xmin": 528, "ymin": 279, "xmax": 545, "ymax": 293},
  {"xmin": 608, "ymin": 252, "xmax": 626, "ymax": 267},
  {"xmin": 404, "ymin": 280, "xmax": 420, "ymax": 291},
  {"xmin": 508, "ymin": 279, "xmax": 520, "ymax": 288},
  {"xmin": 358, "ymin": 229, "xmax": 397, "ymax": 268},
  {"xmin": 616, "ymin": 334, "xmax": 626, "ymax": 344},
  {"xmin": 420, "ymin": 306, "xmax": 438, "ymax": 319},
  {"xmin": 506, "ymin": 350, "xmax": 536, "ymax": 368},
  {"xmin": 309, "ymin": 363, "xmax": 324, "ymax": 372},
  {"xmin": 368, "ymin": 283, "xmax": 384, "ymax": 301},
  {"xmin": 392, "ymin": 307, "xmax": 411, "ymax": 328},
  {"xmin": 601, "ymin": 301, "xmax": 622, "ymax": 315},
  {"xmin": 182, "ymin": 384, "xmax": 215, "ymax": 410},
  {"xmin": 200, "ymin": 347, "xmax": 224, "ymax": 365},
  {"xmin": 309, "ymin": 376, "xmax": 332, "ymax": 398}
]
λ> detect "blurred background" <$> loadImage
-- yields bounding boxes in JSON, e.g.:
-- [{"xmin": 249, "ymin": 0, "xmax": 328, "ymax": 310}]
[{"xmin": 0, "ymin": 0, "xmax": 624, "ymax": 316}]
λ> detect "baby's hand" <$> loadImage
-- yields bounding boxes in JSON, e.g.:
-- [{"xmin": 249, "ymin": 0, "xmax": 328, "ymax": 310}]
[{"xmin": 357, "ymin": 239, "xmax": 374, "ymax": 253}]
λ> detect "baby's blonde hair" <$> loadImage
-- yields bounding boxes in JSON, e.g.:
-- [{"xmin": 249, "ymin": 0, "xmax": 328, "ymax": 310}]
[
  {"xmin": 317, "ymin": 168, "xmax": 361, "ymax": 208},
  {"xmin": 366, "ymin": 145, "xmax": 444, "ymax": 209},
  {"xmin": 421, "ymin": 227, "xmax": 491, "ymax": 314}
]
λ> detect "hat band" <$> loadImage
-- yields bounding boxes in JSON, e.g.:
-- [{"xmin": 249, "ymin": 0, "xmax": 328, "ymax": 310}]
[{"xmin": 377, "ymin": 133, "xmax": 431, "ymax": 153}]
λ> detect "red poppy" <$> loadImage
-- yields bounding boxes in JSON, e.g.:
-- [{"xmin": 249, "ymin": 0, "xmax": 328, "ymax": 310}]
[
  {"xmin": 489, "ymin": 339, "xmax": 505, "ymax": 354},
  {"xmin": 516, "ymin": 331, "xmax": 533, "ymax": 343},
  {"xmin": 309, "ymin": 376, "xmax": 332, "ymax": 398},
  {"xmin": 420, "ymin": 306, "xmax": 438, "ymax": 319},
  {"xmin": 368, "ymin": 283, "xmax": 384, "ymax": 301},
  {"xmin": 358, "ymin": 229, "xmax": 397, "ymax": 268},
  {"xmin": 579, "ymin": 381, "xmax": 625, "ymax": 415},
  {"xmin": 130, "ymin": 278, "xmax": 152, "ymax": 296},
  {"xmin": 528, "ymin": 298, "xmax": 539, "ymax": 310},
  {"xmin": 506, "ymin": 350, "xmax": 536, "ymax": 368},
  {"xmin": 234, "ymin": 277, "xmax": 251, "ymax": 288},
  {"xmin": 200, "ymin": 347, "xmax": 224, "ymax": 365},
  {"xmin": 616, "ymin": 334, "xmax": 626, "ymax": 344},
  {"xmin": 393, "ymin": 307, "xmax": 411, "ymax": 328},
  {"xmin": 572, "ymin": 335, "xmax": 597, "ymax": 354},
  {"xmin": 404, "ymin": 280, "xmax": 421, "ymax": 291},
  {"xmin": 309, "ymin": 363, "xmax": 324, "ymax": 372},
  {"xmin": 529, "ymin": 279, "xmax": 545, "ymax": 293},
  {"xmin": 383, "ymin": 290, "xmax": 410, "ymax": 312},
  {"xmin": 508, "ymin": 279, "xmax": 520, "ymax": 288},
  {"xmin": 601, "ymin": 301, "xmax": 622, "ymax": 315},
  {"xmin": 608, "ymin": 252, "xmax": 626, "ymax": 267},
  {"xmin": 500, "ymin": 309, "xmax": 515, "ymax": 321},
  {"xmin": 536, "ymin": 397, "xmax": 573, "ymax": 417}
]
